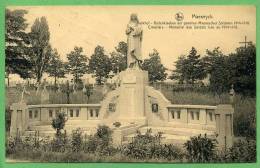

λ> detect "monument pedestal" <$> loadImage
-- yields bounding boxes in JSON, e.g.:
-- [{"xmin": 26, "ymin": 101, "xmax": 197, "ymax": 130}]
[{"xmin": 117, "ymin": 69, "xmax": 148, "ymax": 124}]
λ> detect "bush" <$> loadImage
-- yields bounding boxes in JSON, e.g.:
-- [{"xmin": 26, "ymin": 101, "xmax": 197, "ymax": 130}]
[
  {"xmin": 233, "ymin": 96, "xmax": 256, "ymax": 138},
  {"xmin": 84, "ymin": 125, "xmax": 116, "ymax": 156},
  {"xmin": 52, "ymin": 112, "xmax": 67, "ymax": 136},
  {"xmin": 226, "ymin": 139, "xmax": 256, "ymax": 162},
  {"xmin": 51, "ymin": 132, "xmax": 68, "ymax": 153},
  {"xmin": 122, "ymin": 129, "xmax": 183, "ymax": 161},
  {"xmin": 71, "ymin": 128, "xmax": 83, "ymax": 152},
  {"xmin": 184, "ymin": 134, "xmax": 217, "ymax": 162}
]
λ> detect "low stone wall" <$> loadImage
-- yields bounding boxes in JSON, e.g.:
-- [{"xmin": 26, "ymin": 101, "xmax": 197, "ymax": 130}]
[
  {"xmin": 10, "ymin": 103, "xmax": 101, "ymax": 136},
  {"xmin": 10, "ymin": 102, "xmax": 233, "ymax": 148}
]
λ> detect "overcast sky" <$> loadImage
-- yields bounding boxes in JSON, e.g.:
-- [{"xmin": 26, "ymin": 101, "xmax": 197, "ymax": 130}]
[{"xmin": 7, "ymin": 5, "xmax": 256, "ymax": 82}]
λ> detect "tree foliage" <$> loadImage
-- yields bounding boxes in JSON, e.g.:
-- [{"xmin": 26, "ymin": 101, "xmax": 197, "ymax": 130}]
[
  {"xmin": 89, "ymin": 46, "xmax": 112, "ymax": 85},
  {"xmin": 169, "ymin": 55, "xmax": 187, "ymax": 84},
  {"xmin": 29, "ymin": 17, "xmax": 51, "ymax": 83},
  {"xmin": 142, "ymin": 49, "xmax": 167, "ymax": 83},
  {"xmin": 46, "ymin": 49, "xmax": 65, "ymax": 88},
  {"xmin": 203, "ymin": 47, "xmax": 231, "ymax": 95},
  {"xmin": 170, "ymin": 47, "xmax": 206, "ymax": 85},
  {"xmin": 66, "ymin": 46, "xmax": 88, "ymax": 84},
  {"xmin": 110, "ymin": 41, "xmax": 127, "ymax": 73},
  {"xmin": 5, "ymin": 9, "xmax": 32, "ymax": 80},
  {"xmin": 52, "ymin": 112, "xmax": 67, "ymax": 136},
  {"xmin": 228, "ymin": 45, "xmax": 256, "ymax": 97}
]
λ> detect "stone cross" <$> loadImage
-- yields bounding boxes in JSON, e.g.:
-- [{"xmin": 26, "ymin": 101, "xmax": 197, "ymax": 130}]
[
  {"xmin": 40, "ymin": 84, "xmax": 49, "ymax": 104},
  {"xmin": 20, "ymin": 85, "xmax": 29, "ymax": 102},
  {"xmin": 239, "ymin": 36, "xmax": 252, "ymax": 48}
]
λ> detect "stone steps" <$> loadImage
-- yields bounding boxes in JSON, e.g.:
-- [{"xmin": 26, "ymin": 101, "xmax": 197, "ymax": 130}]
[
  {"xmin": 139, "ymin": 126, "xmax": 216, "ymax": 137},
  {"xmin": 122, "ymin": 126, "xmax": 216, "ymax": 145},
  {"xmin": 123, "ymin": 133, "xmax": 189, "ymax": 145},
  {"xmin": 25, "ymin": 120, "xmax": 101, "ymax": 137}
]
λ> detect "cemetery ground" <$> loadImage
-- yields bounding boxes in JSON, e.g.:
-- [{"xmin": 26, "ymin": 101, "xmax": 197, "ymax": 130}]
[{"xmin": 5, "ymin": 84, "xmax": 256, "ymax": 163}]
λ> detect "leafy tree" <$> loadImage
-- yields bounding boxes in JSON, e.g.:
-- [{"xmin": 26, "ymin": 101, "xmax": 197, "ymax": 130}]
[
  {"xmin": 52, "ymin": 112, "xmax": 67, "ymax": 136},
  {"xmin": 89, "ymin": 46, "xmax": 112, "ymax": 85},
  {"xmin": 185, "ymin": 47, "xmax": 207, "ymax": 84},
  {"xmin": 5, "ymin": 9, "xmax": 32, "ymax": 84},
  {"xmin": 171, "ymin": 47, "xmax": 206, "ymax": 84},
  {"xmin": 46, "ymin": 49, "xmax": 65, "ymax": 89},
  {"xmin": 110, "ymin": 41, "xmax": 127, "ymax": 73},
  {"xmin": 228, "ymin": 44, "xmax": 256, "ymax": 97},
  {"xmin": 29, "ymin": 17, "xmax": 51, "ymax": 83},
  {"xmin": 66, "ymin": 46, "xmax": 88, "ymax": 84},
  {"xmin": 169, "ymin": 55, "xmax": 188, "ymax": 84},
  {"xmin": 203, "ymin": 48, "xmax": 231, "ymax": 95},
  {"xmin": 142, "ymin": 49, "xmax": 167, "ymax": 83}
]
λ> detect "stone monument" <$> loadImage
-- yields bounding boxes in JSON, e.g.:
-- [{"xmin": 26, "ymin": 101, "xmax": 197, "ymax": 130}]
[
  {"xmin": 101, "ymin": 14, "xmax": 148, "ymax": 126},
  {"xmin": 10, "ymin": 14, "xmax": 234, "ymax": 149},
  {"xmin": 40, "ymin": 85, "xmax": 49, "ymax": 104}
]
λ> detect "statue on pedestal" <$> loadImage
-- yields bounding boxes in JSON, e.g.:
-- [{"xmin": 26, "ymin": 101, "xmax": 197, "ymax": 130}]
[{"xmin": 126, "ymin": 13, "xmax": 143, "ymax": 69}]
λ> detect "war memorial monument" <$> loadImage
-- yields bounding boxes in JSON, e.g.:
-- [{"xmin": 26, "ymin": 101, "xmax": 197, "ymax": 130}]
[{"xmin": 9, "ymin": 14, "xmax": 234, "ymax": 148}]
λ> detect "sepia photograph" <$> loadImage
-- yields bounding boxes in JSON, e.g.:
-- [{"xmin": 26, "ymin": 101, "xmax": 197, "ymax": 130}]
[{"xmin": 4, "ymin": 5, "xmax": 256, "ymax": 163}]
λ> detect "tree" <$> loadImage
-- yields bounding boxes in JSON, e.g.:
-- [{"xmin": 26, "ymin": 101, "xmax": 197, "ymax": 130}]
[
  {"xmin": 169, "ymin": 55, "xmax": 188, "ymax": 84},
  {"xmin": 52, "ymin": 112, "xmax": 67, "ymax": 136},
  {"xmin": 142, "ymin": 49, "xmax": 167, "ymax": 83},
  {"xmin": 46, "ymin": 49, "xmax": 65, "ymax": 89},
  {"xmin": 89, "ymin": 45, "xmax": 112, "ymax": 85},
  {"xmin": 110, "ymin": 41, "xmax": 127, "ymax": 73},
  {"xmin": 29, "ymin": 17, "xmax": 51, "ymax": 83},
  {"xmin": 203, "ymin": 47, "xmax": 231, "ymax": 95},
  {"xmin": 185, "ymin": 47, "xmax": 207, "ymax": 84},
  {"xmin": 228, "ymin": 44, "xmax": 256, "ymax": 97},
  {"xmin": 66, "ymin": 46, "xmax": 88, "ymax": 84},
  {"xmin": 5, "ymin": 9, "xmax": 32, "ymax": 84},
  {"xmin": 171, "ymin": 47, "xmax": 206, "ymax": 84}
]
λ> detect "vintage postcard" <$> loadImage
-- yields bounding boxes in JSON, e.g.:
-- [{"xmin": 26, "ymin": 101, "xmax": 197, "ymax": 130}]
[{"xmin": 3, "ymin": 4, "xmax": 257, "ymax": 166}]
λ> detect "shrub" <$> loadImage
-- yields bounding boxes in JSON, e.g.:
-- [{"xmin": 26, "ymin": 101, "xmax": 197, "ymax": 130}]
[
  {"xmin": 52, "ymin": 112, "xmax": 68, "ymax": 136},
  {"xmin": 122, "ymin": 129, "xmax": 183, "ymax": 161},
  {"xmin": 184, "ymin": 134, "xmax": 217, "ymax": 162},
  {"xmin": 84, "ymin": 125, "xmax": 115, "ymax": 156},
  {"xmin": 233, "ymin": 96, "xmax": 256, "ymax": 138},
  {"xmin": 51, "ymin": 132, "xmax": 68, "ymax": 153},
  {"xmin": 71, "ymin": 128, "xmax": 83, "ymax": 152},
  {"xmin": 6, "ymin": 136, "xmax": 17, "ymax": 154},
  {"xmin": 226, "ymin": 139, "xmax": 256, "ymax": 162},
  {"xmin": 160, "ymin": 144, "xmax": 184, "ymax": 161}
]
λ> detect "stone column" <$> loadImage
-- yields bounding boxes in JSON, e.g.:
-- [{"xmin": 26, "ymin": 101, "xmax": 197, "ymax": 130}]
[
  {"xmin": 180, "ymin": 108, "xmax": 188, "ymax": 123},
  {"xmin": 215, "ymin": 104, "xmax": 234, "ymax": 149},
  {"xmin": 199, "ymin": 109, "xmax": 207, "ymax": 125},
  {"xmin": 10, "ymin": 101, "xmax": 28, "ymax": 137}
]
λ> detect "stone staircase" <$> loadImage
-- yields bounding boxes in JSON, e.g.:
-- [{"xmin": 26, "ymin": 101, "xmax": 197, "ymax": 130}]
[
  {"xmin": 23, "ymin": 123, "xmax": 216, "ymax": 146},
  {"xmin": 123, "ymin": 126, "xmax": 216, "ymax": 145},
  {"xmin": 24, "ymin": 120, "xmax": 101, "ymax": 137}
]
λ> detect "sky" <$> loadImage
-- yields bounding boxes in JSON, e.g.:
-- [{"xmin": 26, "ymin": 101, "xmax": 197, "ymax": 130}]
[{"xmin": 7, "ymin": 5, "xmax": 256, "ymax": 83}]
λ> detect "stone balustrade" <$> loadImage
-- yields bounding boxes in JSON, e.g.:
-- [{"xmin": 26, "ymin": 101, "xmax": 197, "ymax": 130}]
[
  {"xmin": 167, "ymin": 104, "xmax": 234, "ymax": 148},
  {"xmin": 27, "ymin": 104, "xmax": 101, "ymax": 124},
  {"xmin": 10, "ymin": 102, "xmax": 233, "ymax": 148},
  {"xmin": 167, "ymin": 104, "xmax": 217, "ymax": 128},
  {"xmin": 10, "ymin": 102, "xmax": 101, "ymax": 136}
]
